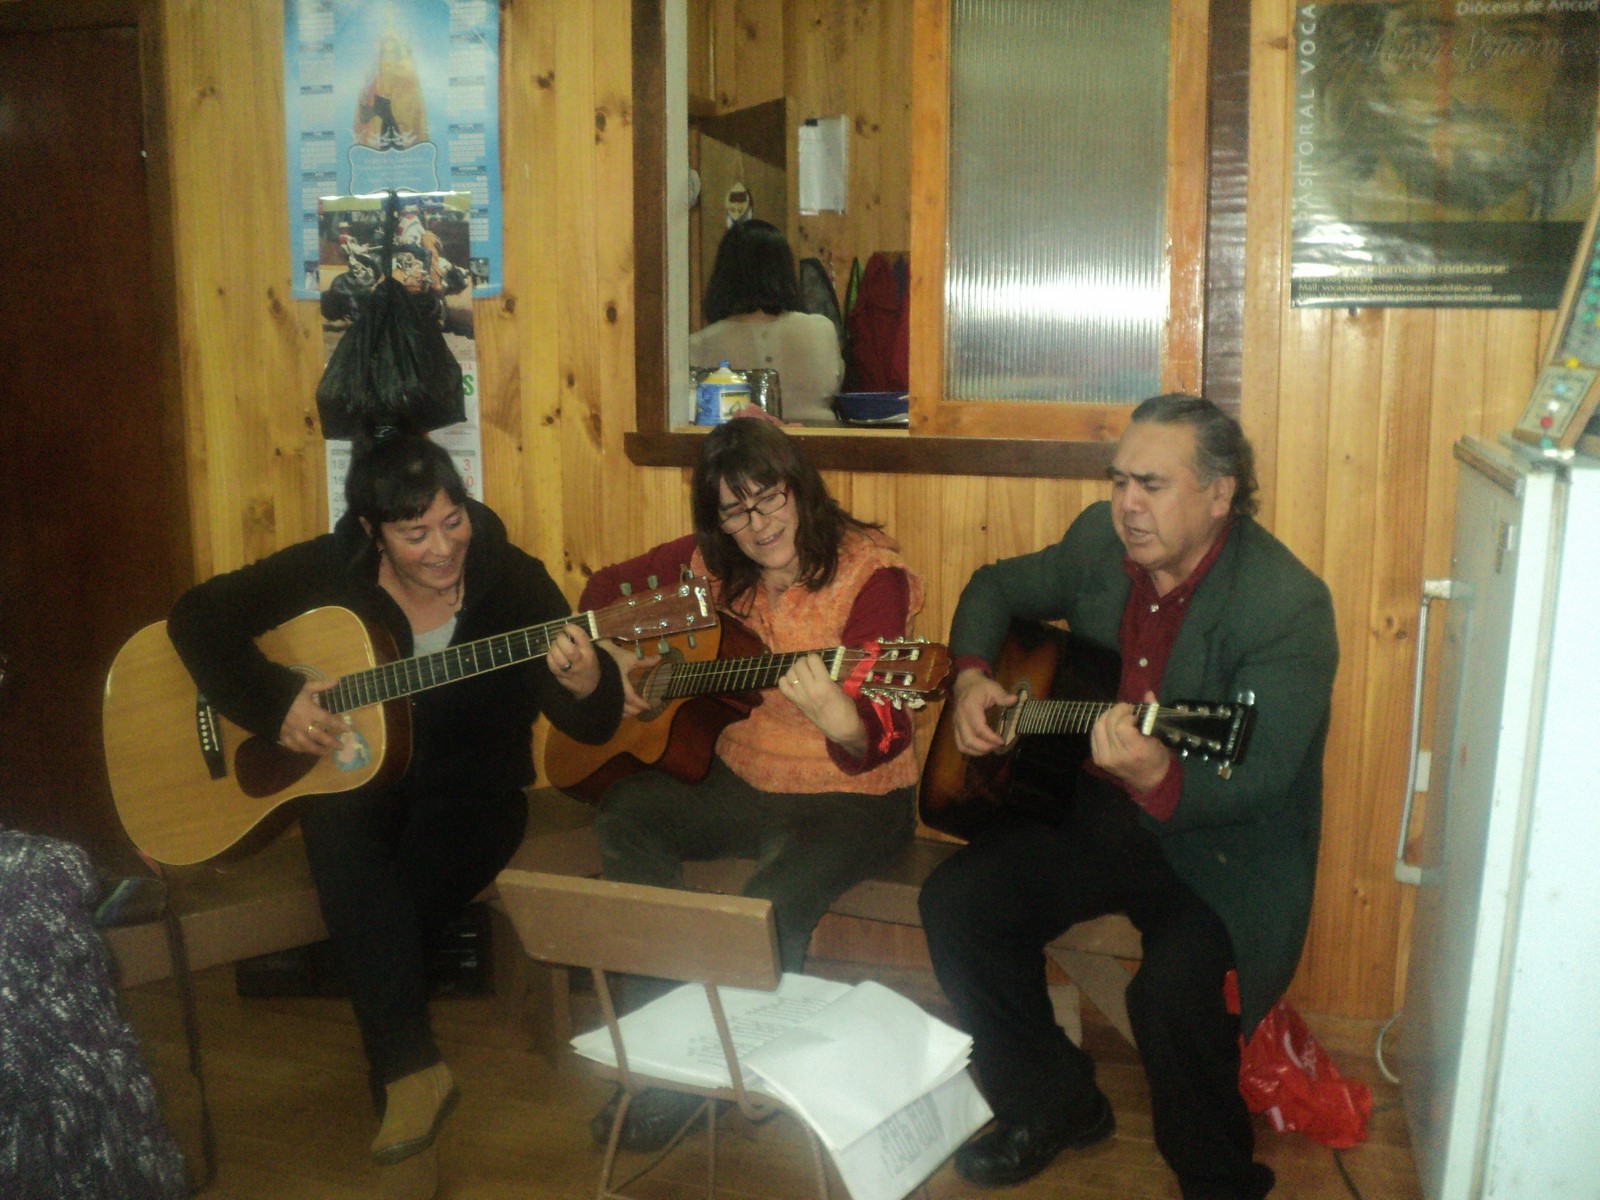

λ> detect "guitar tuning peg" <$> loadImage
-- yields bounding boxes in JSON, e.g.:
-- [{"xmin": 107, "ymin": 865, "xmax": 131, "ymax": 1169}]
[
  {"xmin": 618, "ymin": 582, "xmax": 633, "ymax": 596},
  {"xmin": 1179, "ymin": 746, "xmax": 1191, "ymax": 757},
  {"xmin": 632, "ymin": 642, "xmax": 644, "ymax": 659},
  {"xmin": 656, "ymin": 637, "xmax": 670, "ymax": 654},
  {"xmin": 685, "ymin": 632, "xmax": 697, "ymax": 648},
  {"xmin": 646, "ymin": 574, "xmax": 659, "ymax": 589}
]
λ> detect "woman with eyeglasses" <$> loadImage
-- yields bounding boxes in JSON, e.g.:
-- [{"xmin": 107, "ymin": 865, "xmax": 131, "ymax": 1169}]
[{"xmin": 575, "ymin": 414, "xmax": 923, "ymax": 1152}]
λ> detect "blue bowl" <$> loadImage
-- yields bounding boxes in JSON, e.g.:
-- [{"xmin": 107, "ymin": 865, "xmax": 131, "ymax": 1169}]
[{"xmin": 833, "ymin": 391, "xmax": 909, "ymax": 424}]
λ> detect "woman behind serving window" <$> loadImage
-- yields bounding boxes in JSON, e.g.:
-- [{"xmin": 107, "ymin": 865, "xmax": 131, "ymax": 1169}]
[{"xmin": 691, "ymin": 218, "xmax": 845, "ymax": 422}]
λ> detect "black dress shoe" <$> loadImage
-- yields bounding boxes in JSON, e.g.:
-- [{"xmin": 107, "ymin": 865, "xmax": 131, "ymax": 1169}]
[
  {"xmin": 954, "ymin": 1092, "xmax": 1115, "ymax": 1187},
  {"xmin": 589, "ymin": 1087, "xmax": 706, "ymax": 1153}
]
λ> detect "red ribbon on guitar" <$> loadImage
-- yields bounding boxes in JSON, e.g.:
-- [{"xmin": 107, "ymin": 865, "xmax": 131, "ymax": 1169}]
[{"xmin": 836, "ymin": 641, "xmax": 901, "ymax": 756}]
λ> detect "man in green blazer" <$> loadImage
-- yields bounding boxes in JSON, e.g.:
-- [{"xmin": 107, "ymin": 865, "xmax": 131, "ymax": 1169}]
[{"xmin": 922, "ymin": 394, "xmax": 1338, "ymax": 1200}]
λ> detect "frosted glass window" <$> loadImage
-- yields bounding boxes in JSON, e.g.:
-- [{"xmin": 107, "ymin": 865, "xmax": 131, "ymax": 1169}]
[{"xmin": 946, "ymin": 0, "xmax": 1169, "ymax": 402}]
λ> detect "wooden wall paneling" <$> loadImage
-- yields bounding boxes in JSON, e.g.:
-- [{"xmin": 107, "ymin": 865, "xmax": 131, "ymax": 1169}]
[
  {"xmin": 1162, "ymin": 0, "xmax": 1210, "ymax": 395},
  {"xmin": 877, "ymin": 0, "xmax": 913, "ymax": 252},
  {"xmin": 905, "ymin": 0, "xmax": 946, "ymax": 433},
  {"xmin": 1478, "ymin": 312, "xmax": 1544, "ymax": 449},
  {"xmin": 687, "ymin": 0, "xmax": 711, "ymax": 102},
  {"xmin": 1237, "ymin": 0, "xmax": 1292, "ymax": 530},
  {"xmin": 552, "ymin": 1, "xmax": 606, "ymax": 600},
  {"xmin": 220, "ymin": 0, "xmax": 302, "ymax": 562},
  {"xmin": 741, "ymin": 0, "xmax": 786, "ymax": 110},
  {"xmin": 1293, "ymin": 312, "xmax": 1381, "ymax": 1016},
  {"xmin": 1276, "ymin": 308, "xmax": 1341, "ymax": 573},
  {"xmin": 488, "ymin": 0, "xmax": 547, "ymax": 552},
  {"xmin": 843, "ymin": 470, "xmax": 899, "ymax": 540},
  {"xmin": 241, "ymin": 0, "xmax": 320, "ymax": 549},
  {"xmin": 1337, "ymin": 309, "xmax": 1434, "ymax": 1018},
  {"xmin": 164, "ymin": 0, "xmax": 246, "ymax": 578},
  {"xmin": 593, "ymin": 0, "xmax": 643, "ymax": 573},
  {"xmin": 923, "ymin": 474, "xmax": 985, "ymax": 643},
  {"xmin": 982, "ymin": 475, "xmax": 1046, "ymax": 570}
]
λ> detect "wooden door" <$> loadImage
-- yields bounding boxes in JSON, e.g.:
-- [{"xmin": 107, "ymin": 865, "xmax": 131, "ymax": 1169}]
[{"xmin": 0, "ymin": 10, "xmax": 189, "ymax": 863}]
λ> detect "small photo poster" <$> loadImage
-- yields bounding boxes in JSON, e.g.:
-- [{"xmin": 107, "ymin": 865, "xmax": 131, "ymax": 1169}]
[
  {"xmin": 285, "ymin": 0, "xmax": 501, "ymax": 300},
  {"xmin": 1289, "ymin": 0, "xmax": 1599, "ymax": 308},
  {"xmin": 318, "ymin": 192, "xmax": 482, "ymax": 530}
]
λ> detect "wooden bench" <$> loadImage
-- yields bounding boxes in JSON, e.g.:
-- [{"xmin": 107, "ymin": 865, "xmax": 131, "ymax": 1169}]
[
  {"xmin": 107, "ymin": 788, "xmax": 1141, "ymax": 1050},
  {"xmin": 104, "ymin": 788, "xmax": 601, "ymax": 990},
  {"xmin": 682, "ymin": 841, "xmax": 1141, "ymax": 1046}
]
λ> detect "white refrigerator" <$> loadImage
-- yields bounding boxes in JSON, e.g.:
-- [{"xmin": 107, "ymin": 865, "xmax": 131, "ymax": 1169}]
[{"xmin": 1394, "ymin": 436, "xmax": 1600, "ymax": 1200}]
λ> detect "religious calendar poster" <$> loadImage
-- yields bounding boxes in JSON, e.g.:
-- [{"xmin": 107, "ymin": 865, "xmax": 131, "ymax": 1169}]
[{"xmin": 284, "ymin": 0, "xmax": 502, "ymax": 300}]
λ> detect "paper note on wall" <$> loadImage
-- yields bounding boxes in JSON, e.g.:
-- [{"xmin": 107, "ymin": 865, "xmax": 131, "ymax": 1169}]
[{"xmin": 799, "ymin": 116, "xmax": 849, "ymax": 214}]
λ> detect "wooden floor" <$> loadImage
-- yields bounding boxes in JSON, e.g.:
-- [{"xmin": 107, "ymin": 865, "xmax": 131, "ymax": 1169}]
[{"xmin": 122, "ymin": 960, "xmax": 1422, "ymax": 1200}]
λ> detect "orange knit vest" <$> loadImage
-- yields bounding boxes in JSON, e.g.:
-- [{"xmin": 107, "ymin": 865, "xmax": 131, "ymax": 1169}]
[{"xmin": 695, "ymin": 532, "xmax": 924, "ymax": 795}]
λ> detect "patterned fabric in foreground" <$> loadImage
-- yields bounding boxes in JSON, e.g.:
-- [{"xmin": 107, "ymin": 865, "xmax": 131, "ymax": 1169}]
[{"xmin": 0, "ymin": 828, "xmax": 187, "ymax": 1199}]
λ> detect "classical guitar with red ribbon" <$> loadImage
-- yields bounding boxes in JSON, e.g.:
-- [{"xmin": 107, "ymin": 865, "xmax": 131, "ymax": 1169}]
[{"xmin": 543, "ymin": 614, "xmax": 950, "ymax": 803}]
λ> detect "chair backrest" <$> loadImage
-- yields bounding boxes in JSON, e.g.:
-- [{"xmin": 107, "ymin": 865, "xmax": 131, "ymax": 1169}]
[{"xmin": 494, "ymin": 869, "xmax": 781, "ymax": 991}]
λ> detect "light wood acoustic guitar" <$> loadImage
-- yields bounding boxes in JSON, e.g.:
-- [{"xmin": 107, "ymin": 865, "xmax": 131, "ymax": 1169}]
[
  {"xmin": 918, "ymin": 619, "xmax": 1255, "ymax": 840},
  {"xmin": 544, "ymin": 614, "xmax": 952, "ymax": 803},
  {"xmin": 103, "ymin": 575, "xmax": 717, "ymax": 866}
]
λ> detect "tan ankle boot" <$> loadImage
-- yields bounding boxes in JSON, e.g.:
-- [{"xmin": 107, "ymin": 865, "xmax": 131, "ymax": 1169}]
[
  {"xmin": 377, "ymin": 1143, "xmax": 438, "ymax": 1200},
  {"xmin": 372, "ymin": 1062, "xmax": 458, "ymax": 1165}
]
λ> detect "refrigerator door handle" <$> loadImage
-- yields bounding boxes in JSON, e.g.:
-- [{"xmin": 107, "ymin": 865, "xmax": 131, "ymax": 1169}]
[{"xmin": 1395, "ymin": 579, "xmax": 1458, "ymax": 886}]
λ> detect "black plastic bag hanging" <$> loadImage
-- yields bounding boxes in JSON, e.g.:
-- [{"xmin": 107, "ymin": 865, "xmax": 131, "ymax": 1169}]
[{"xmin": 315, "ymin": 192, "xmax": 465, "ymax": 439}]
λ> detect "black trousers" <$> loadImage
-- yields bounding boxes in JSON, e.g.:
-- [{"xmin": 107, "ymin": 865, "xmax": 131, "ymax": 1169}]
[
  {"xmin": 595, "ymin": 758, "xmax": 915, "ymax": 973},
  {"xmin": 299, "ymin": 784, "xmax": 527, "ymax": 1092},
  {"xmin": 919, "ymin": 776, "xmax": 1273, "ymax": 1200}
]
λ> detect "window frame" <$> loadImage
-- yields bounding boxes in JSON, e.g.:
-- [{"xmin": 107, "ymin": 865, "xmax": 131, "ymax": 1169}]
[{"xmin": 625, "ymin": 0, "xmax": 1247, "ymax": 478}]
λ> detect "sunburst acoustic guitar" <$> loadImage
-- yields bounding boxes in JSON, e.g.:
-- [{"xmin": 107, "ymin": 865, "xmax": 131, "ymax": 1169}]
[
  {"xmin": 103, "ymin": 575, "xmax": 717, "ymax": 866},
  {"xmin": 544, "ymin": 614, "xmax": 951, "ymax": 803},
  {"xmin": 919, "ymin": 619, "xmax": 1255, "ymax": 839}
]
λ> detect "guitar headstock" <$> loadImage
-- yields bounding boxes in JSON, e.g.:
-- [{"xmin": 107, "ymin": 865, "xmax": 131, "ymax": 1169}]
[
  {"xmin": 592, "ymin": 573, "xmax": 718, "ymax": 643},
  {"xmin": 846, "ymin": 641, "xmax": 952, "ymax": 710},
  {"xmin": 1151, "ymin": 699, "xmax": 1255, "ymax": 773}
]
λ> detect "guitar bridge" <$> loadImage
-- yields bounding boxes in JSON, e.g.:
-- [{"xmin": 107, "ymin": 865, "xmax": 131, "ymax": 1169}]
[{"xmin": 195, "ymin": 693, "xmax": 227, "ymax": 780}]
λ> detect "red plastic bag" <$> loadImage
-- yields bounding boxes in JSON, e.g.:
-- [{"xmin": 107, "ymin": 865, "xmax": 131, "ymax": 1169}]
[{"xmin": 1225, "ymin": 971, "xmax": 1372, "ymax": 1149}]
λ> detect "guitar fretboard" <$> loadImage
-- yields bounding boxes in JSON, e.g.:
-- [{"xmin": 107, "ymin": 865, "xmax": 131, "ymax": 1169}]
[
  {"xmin": 322, "ymin": 616, "xmax": 576, "ymax": 713},
  {"xmin": 644, "ymin": 648, "xmax": 832, "ymax": 704},
  {"xmin": 1014, "ymin": 699, "xmax": 1157, "ymax": 737}
]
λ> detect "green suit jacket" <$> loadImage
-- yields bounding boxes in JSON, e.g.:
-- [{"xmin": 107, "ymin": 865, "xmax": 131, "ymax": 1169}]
[{"xmin": 949, "ymin": 502, "xmax": 1338, "ymax": 1033}]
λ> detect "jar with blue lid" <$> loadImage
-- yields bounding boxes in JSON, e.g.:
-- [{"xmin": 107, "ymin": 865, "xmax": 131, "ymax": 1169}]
[{"xmin": 695, "ymin": 362, "xmax": 752, "ymax": 425}]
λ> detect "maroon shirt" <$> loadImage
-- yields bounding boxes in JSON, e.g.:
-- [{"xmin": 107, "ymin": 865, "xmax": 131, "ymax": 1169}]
[
  {"xmin": 954, "ymin": 525, "xmax": 1231, "ymax": 821},
  {"xmin": 1109, "ymin": 525, "xmax": 1231, "ymax": 819}
]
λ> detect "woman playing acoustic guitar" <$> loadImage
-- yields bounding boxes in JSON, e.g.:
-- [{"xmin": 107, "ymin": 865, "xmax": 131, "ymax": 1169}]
[
  {"xmin": 576, "ymin": 414, "xmax": 924, "ymax": 1153},
  {"xmin": 167, "ymin": 432, "xmax": 624, "ymax": 1200}
]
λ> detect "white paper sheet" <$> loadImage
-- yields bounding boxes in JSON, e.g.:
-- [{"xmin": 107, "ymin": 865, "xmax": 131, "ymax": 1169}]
[
  {"xmin": 569, "ymin": 973, "xmax": 993, "ymax": 1200},
  {"xmin": 828, "ymin": 1070, "xmax": 993, "ymax": 1200},
  {"xmin": 568, "ymin": 973, "xmax": 849, "ymax": 1087},
  {"xmin": 740, "ymin": 980, "xmax": 976, "ymax": 1149},
  {"xmin": 799, "ymin": 116, "xmax": 849, "ymax": 214}
]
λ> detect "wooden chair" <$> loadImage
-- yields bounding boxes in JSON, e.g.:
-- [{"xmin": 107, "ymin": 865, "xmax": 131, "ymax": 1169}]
[{"xmin": 493, "ymin": 869, "xmax": 831, "ymax": 1200}]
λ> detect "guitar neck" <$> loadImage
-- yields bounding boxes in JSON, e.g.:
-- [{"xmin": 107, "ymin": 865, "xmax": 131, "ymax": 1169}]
[
  {"xmin": 321, "ymin": 613, "xmax": 583, "ymax": 714},
  {"xmin": 643, "ymin": 648, "xmax": 828, "ymax": 704},
  {"xmin": 1013, "ymin": 698, "xmax": 1155, "ymax": 737}
]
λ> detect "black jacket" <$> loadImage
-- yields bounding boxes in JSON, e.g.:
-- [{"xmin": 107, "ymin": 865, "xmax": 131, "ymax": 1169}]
[{"xmin": 167, "ymin": 500, "xmax": 622, "ymax": 799}]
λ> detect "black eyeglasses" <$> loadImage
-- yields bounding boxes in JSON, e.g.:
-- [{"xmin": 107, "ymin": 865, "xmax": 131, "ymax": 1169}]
[{"xmin": 718, "ymin": 487, "xmax": 790, "ymax": 533}]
